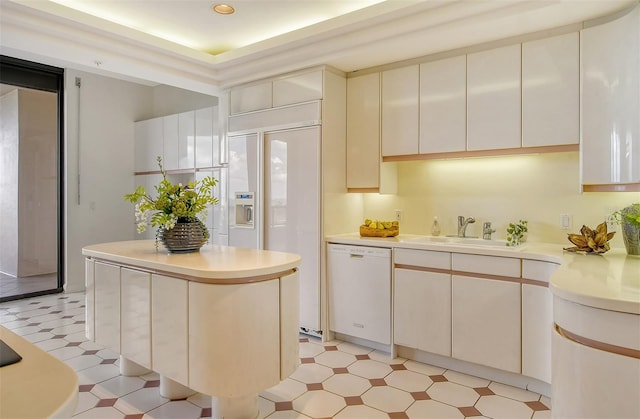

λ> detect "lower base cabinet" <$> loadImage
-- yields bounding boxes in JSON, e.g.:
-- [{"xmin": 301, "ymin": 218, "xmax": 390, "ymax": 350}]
[
  {"xmin": 522, "ymin": 283, "xmax": 552, "ymax": 382},
  {"xmin": 394, "ymin": 268, "xmax": 451, "ymax": 356},
  {"xmin": 452, "ymin": 275, "xmax": 521, "ymax": 373},
  {"xmin": 121, "ymin": 268, "xmax": 151, "ymax": 369}
]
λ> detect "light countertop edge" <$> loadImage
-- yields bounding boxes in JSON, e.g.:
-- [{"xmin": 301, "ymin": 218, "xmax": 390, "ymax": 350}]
[
  {"xmin": 326, "ymin": 233, "xmax": 640, "ymax": 315},
  {"xmin": 82, "ymin": 240, "xmax": 301, "ymax": 281}
]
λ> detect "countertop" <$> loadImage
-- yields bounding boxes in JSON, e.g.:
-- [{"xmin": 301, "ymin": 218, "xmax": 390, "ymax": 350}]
[
  {"xmin": 83, "ymin": 240, "xmax": 301, "ymax": 283},
  {"xmin": 326, "ymin": 233, "xmax": 640, "ymax": 315},
  {"xmin": 0, "ymin": 326, "xmax": 78, "ymax": 418}
]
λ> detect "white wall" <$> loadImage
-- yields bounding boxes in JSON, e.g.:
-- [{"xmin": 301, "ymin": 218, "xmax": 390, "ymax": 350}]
[
  {"xmin": 0, "ymin": 90, "xmax": 19, "ymax": 276},
  {"xmin": 64, "ymin": 69, "xmax": 153, "ymax": 292},
  {"xmin": 63, "ymin": 70, "xmax": 220, "ymax": 292},
  {"xmin": 362, "ymin": 152, "xmax": 640, "ymax": 248}
]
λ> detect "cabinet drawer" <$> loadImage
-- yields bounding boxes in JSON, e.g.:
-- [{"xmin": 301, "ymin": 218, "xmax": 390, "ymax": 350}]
[
  {"xmin": 452, "ymin": 253, "xmax": 520, "ymax": 277},
  {"xmin": 394, "ymin": 248, "xmax": 450, "ymax": 270},
  {"xmin": 522, "ymin": 259, "xmax": 559, "ymax": 283}
]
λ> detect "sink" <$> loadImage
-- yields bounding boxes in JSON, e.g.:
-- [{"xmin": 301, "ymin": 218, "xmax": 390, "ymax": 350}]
[{"xmin": 401, "ymin": 235, "xmax": 517, "ymax": 249}]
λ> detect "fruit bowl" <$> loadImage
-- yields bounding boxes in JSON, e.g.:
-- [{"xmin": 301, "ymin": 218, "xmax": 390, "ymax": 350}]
[{"xmin": 360, "ymin": 220, "xmax": 399, "ymax": 237}]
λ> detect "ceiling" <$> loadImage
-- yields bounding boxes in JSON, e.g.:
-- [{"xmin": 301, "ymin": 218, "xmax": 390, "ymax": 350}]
[{"xmin": 1, "ymin": 0, "xmax": 638, "ymax": 93}]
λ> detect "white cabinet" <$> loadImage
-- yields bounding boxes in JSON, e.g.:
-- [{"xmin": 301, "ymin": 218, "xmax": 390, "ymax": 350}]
[
  {"xmin": 381, "ymin": 65, "xmax": 419, "ymax": 156},
  {"xmin": 178, "ymin": 112, "xmax": 195, "ymax": 169},
  {"xmin": 419, "ymin": 56, "xmax": 467, "ymax": 153},
  {"xmin": 521, "ymin": 259, "xmax": 557, "ymax": 384},
  {"xmin": 581, "ymin": 6, "xmax": 640, "ymax": 187},
  {"xmin": 94, "ymin": 262, "xmax": 120, "ymax": 353},
  {"xmin": 162, "ymin": 114, "xmax": 179, "ymax": 170},
  {"xmin": 467, "ymin": 44, "xmax": 521, "ymax": 151},
  {"xmin": 195, "ymin": 106, "xmax": 219, "ymax": 169},
  {"xmin": 394, "ymin": 269, "xmax": 451, "ymax": 356},
  {"xmin": 152, "ymin": 274, "xmax": 188, "ymax": 384},
  {"xmin": 134, "ymin": 117, "xmax": 163, "ymax": 172},
  {"xmin": 522, "ymin": 32, "xmax": 579, "ymax": 147},
  {"xmin": 346, "ymin": 73, "xmax": 397, "ymax": 192},
  {"xmin": 273, "ymin": 70, "xmax": 323, "ymax": 107},
  {"xmin": 452, "ymin": 274, "xmax": 521, "ymax": 373},
  {"xmin": 121, "ymin": 268, "xmax": 151, "ymax": 369},
  {"xmin": 230, "ymin": 80, "xmax": 272, "ymax": 114}
]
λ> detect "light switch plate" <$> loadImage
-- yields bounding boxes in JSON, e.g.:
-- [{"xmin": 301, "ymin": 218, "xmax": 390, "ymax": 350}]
[{"xmin": 560, "ymin": 213, "xmax": 572, "ymax": 230}]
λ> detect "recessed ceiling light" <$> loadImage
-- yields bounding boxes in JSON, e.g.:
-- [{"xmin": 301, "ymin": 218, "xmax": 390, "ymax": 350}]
[{"xmin": 213, "ymin": 4, "xmax": 234, "ymax": 14}]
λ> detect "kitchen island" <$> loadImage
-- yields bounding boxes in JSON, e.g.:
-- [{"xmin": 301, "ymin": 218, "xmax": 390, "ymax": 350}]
[{"xmin": 82, "ymin": 240, "xmax": 301, "ymax": 419}]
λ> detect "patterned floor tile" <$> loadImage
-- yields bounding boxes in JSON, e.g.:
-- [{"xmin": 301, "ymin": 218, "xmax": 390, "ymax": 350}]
[
  {"xmin": 407, "ymin": 399, "xmax": 465, "ymax": 418},
  {"xmin": 385, "ymin": 369, "xmax": 433, "ymax": 392},
  {"xmin": 314, "ymin": 349, "xmax": 357, "ymax": 368},
  {"xmin": 428, "ymin": 381, "xmax": 480, "ymax": 407},
  {"xmin": 323, "ymin": 373, "xmax": 372, "ymax": 397},
  {"xmin": 334, "ymin": 405, "xmax": 389, "ymax": 418},
  {"xmin": 476, "ymin": 394, "xmax": 537, "ymax": 419},
  {"xmin": 488, "ymin": 381, "xmax": 541, "ymax": 402},
  {"xmin": 292, "ymin": 390, "xmax": 346, "ymax": 418},
  {"xmin": 360, "ymin": 386, "xmax": 414, "ymax": 413},
  {"xmin": 347, "ymin": 359, "xmax": 393, "ymax": 379}
]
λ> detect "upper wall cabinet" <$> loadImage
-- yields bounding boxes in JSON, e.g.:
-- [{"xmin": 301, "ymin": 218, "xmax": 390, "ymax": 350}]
[
  {"xmin": 419, "ymin": 55, "xmax": 467, "ymax": 154},
  {"xmin": 467, "ymin": 44, "xmax": 521, "ymax": 151},
  {"xmin": 229, "ymin": 69, "xmax": 324, "ymax": 116},
  {"xmin": 134, "ymin": 117, "xmax": 163, "ymax": 172},
  {"xmin": 229, "ymin": 81, "xmax": 272, "ymax": 115},
  {"xmin": 581, "ymin": 5, "xmax": 640, "ymax": 190},
  {"xmin": 273, "ymin": 70, "xmax": 323, "ymax": 107},
  {"xmin": 522, "ymin": 32, "xmax": 579, "ymax": 147},
  {"xmin": 381, "ymin": 65, "xmax": 419, "ymax": 157},
  {"xmin": 178, "ymin": 112, "xmax": 195, "ymax": 169},
  {"xmin": 346, "ymin": 73, "xmax": 397, "ymax": 193},
  {"xmin": 162, "ymin": 114, "xmax": 180, "ymax": 171}
]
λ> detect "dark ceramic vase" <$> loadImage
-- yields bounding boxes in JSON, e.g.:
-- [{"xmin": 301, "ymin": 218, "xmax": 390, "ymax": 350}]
[{"xmin": 160, "ymin": 219, "xmax": 208, "ymax": 253}]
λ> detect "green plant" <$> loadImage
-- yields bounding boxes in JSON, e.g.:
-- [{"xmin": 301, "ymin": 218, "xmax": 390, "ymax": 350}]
[
  {"xmin": 506, "ymin": 219, "xmax": 528, "ymax": 247},
  {"xmin": 613, "ymin": 203, "xmax": 640, "ymax": 227},
  {"xmin": 125, "ymin": 157, "xmax": 218, "ymax": 242}
]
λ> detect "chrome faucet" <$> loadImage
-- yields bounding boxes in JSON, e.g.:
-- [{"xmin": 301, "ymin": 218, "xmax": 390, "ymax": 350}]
[
  {"xmin": 482, "ymin": 221, "xmax": 496, "ymax": 240},
  {"xmin": 457, "ymin": 216, "xmax": 476, "ymax": 237}
]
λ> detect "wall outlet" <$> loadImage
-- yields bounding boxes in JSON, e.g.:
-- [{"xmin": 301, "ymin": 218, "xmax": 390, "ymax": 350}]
[
  {"xmin": 606, "ymin": 214, "xmax": 617, "ymax": 232},
  {"xmin": 395, "ymin": 209, "xmax": 403, "ymax": 222},
  {"xmin": 560, "ymin": 213, "xmax": 572, "ymax": 230}
]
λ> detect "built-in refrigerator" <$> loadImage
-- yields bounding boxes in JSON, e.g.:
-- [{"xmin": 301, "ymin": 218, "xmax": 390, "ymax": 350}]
[{"xmin": 228, "ymin": 125, "xmax": 321, "ymax": 333}]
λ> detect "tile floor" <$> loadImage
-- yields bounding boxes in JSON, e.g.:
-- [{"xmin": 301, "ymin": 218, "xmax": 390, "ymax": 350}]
[{"xmin": 0, "ymin": 292, "xmax": 552, "ymax": 418}]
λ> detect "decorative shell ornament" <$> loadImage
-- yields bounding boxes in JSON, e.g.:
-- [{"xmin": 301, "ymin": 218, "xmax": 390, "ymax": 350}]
[{"xmin": 564, "ymin": 222, "xmax": 615, "ymax": 254}]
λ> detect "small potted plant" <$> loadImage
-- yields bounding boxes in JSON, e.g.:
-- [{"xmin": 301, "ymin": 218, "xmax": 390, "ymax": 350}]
[
  {"xmin": 613, "ymin": 203, "xmax": 640, "ymax": 255},
  {"xmin": 506, "ymin": 220, "xmax": 528, "ymax": 247},
  {"xmin": 125, "ymin": 157, "xmax": 218, "ymax": 252}
]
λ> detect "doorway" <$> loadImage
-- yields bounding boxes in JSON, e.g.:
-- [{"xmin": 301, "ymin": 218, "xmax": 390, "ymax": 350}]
[{"xmin": 0, "ymin": 56, "xmax": 64, "ymax": 302}]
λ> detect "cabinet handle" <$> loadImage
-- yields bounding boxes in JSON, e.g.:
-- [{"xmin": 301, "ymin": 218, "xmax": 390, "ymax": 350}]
[{"xmin": 350, "ymin": 254, "xmax": 364, "ymax": 259}]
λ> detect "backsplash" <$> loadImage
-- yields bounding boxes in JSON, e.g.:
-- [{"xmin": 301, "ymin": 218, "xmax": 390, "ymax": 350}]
[{"xmin": 362, "ymin": 152, "xmax": 639, "ymax": 247}]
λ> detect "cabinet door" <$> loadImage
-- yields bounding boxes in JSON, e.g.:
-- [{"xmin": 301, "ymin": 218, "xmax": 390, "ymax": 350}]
[
  {"xmin": 121, "ymin": 268, "xmax": 151, "ymax": 369},
  {"xmin": 134, "ymin": 117, "xmax": 163, "ymax": 172},
  {"xmin": 273, "ymin": 70, "xmax": 323, "ymax": 107},
  {"xmin": 522, "ymin": 284, "xmax": 552, "ymax": 383},
  {"xmin": 230, "ymin": 81, "xmax": 272, "ymax": 114},
  {"xmin": 178, "ymin": 111, "xmax": 195, "ymax": 169},
  {"xmin": 522, "ymin": 32, "xmax": 579, "ymax": 147},
  {"xmin": 394, "ymin": 268, "xmax": 451, "ymax": 356},
  {"xmin": 347, "ymin": 73, "xmax": 381, "ymax": 189},
  {"xmin": 381, "ymin": 65, "xmax": 419, "ymax": 156},
  {"xmin": 420, "ymin": 56, "xmax": 467, "ymax": 153},
  {"xmin": 452, "ymin": 275, "xmax": 521, "ymax": 373},
  {"xmin": 195, "ymin": 107, "xmax": 214, "ymax": 169},
  {"xmin": 152, "ymin": 274, "xmax": 188, "ymax": 383},
  {"xmin": 581, "ymin": 7, "xmax": 640, "ymax": 186},
  {"xmin": 467, "ymin": 44, "xmax": 521, "ymax": 151},
  {"xmin": 162, "ymin": 114, "xmax": 179, "ymax": 170},
  {"xmin": 94, "ymin": 262, "xmax": 120, "ymax": 353}
]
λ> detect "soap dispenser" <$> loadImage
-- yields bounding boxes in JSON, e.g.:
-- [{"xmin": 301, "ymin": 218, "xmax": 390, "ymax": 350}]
[{"xmin": 431, "ymin": 216, "xmax": 441, "ymax": 236}]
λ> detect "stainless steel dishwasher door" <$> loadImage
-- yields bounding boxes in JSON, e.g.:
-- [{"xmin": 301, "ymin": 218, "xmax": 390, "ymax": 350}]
[{"xmin": 328, "ymin": 244, "xmax": 391, "ymax": 345}]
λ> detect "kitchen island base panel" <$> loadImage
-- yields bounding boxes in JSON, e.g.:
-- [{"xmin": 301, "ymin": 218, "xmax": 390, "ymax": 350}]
[
  {"xmin": 120, "ymin": 355, "xmax": 152, "ymax": 376},
  {"xmin": 213, "ymin": 394, "xmax": 259, "ymax": 419}
]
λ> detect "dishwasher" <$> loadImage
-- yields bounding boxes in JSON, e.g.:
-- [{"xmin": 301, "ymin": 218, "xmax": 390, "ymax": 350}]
[{"xmin": 328, "ymin": 244, "xmax": 391, "ymax": 345}]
